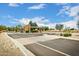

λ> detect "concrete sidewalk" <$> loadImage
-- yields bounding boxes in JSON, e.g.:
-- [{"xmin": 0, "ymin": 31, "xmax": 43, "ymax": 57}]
[
  {"xmin": 0, "ymin": 32, "xmax": 34, "ymax": 56},
  {"xmin": 15, "ymin": 34, "xmax": 79, "ymax": 45},
  {"xmin": 16, "ymin": 34, "xmax": 61, "ymax": 45}
]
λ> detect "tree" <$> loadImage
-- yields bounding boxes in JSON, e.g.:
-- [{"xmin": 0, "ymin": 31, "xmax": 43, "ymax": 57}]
[
  {"xmin": 77, "ymin": 20, "xmax": 79, "ymax": 29},
  {"xmin": 33, "ymin": 22, "xmax": 38, "ymax": 27},
  {"xmin": 7, "ymin": 27, "xmax": 13, "ymax": 31},
  {"xmin": 50, "ymin": 28, "xmax": 55, "ymax": 30},
  {"xmin": 70, "ymin": 28, "xmax": 75, "ymax": 30},
  {"xmin": 29, "ymin": 21, "xmax": 38, "ymax": 27},
  {"xmin": 29, "ymin": 21, "xmax": 33, "ymax": 26},
  {"xmin": 29, "ymin": 21, "xmax": 38, "ymax": 32},
  {"xmin": 44, "ymin": 26, "xmax": 49, "ymax": 31},
  {"xmin": 41, "ymin": 26, "xmax": 49, "ymax": 31},
  {"xmin": 55, "ymin": 24, "xmax": 64, "ymax": 30},
  {"xmin": 14, "ymin": 25, "xmax": 22, "ymax": 32},
  {"xmin": 0, "ymin": 25, "xmax": 7, "ymax": 31}
]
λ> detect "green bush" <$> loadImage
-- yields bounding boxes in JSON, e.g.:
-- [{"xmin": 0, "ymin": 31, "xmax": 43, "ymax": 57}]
[
  {"xmin": 60, "ymin": 33, "xmax": 72, "ymax": 37},
  {"xmin": 32, "ymin": 30, "xmax": 38, "ymax": 32},
  {"xmin": 63, "ymin": 33, "xmax": 71, "ymax": 37},
  {"xmin": 25, "ymin": 31, "xmax": 29, "ymax": 33},
  {"xmin": 60, "ymin": 33, "xmax": 63, "ymax": 36}
]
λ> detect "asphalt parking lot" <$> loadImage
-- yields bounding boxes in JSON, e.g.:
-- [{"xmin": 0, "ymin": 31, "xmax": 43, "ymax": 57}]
[
  {"xmin": 8, "ymin": 33, "xmax": 43, "ymax": 39},
  {"xmin": 25, "ymin": 38, "xmax": 79, "ymax": 56},
  {"xmin": 8, "ymin": 33, "xmax": 79, "ymax": 56},
  {"xmin": 24, "ymin": 43, "xmax": 65, "ymax": 56}
]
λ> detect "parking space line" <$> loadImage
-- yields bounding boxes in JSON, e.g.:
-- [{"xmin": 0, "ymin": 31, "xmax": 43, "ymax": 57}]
[{"xmin": 36, "ymin": 43, "xmax": 70, "ymax": 56}]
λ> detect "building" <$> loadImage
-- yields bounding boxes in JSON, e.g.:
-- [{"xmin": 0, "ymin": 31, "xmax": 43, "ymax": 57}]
[
  {"xmin": 23, "ymin": 24, "xmax": 39, "ymax": 33},
  {"xmin": 23, "ymin": 24, "xmax": 49, "ymax": 33},
  {"xmin": 23, "ymin": 25, "xmax": 31, "ymax": 32}
]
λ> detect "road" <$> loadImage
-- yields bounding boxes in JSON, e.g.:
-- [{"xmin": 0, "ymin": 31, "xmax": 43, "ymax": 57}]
[{"xmin": 8, "ymin": 33, "xmax": 79, "ymax": 56}]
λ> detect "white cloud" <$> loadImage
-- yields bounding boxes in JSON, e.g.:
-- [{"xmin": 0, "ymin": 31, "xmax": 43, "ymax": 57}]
[
  {"xmin": 8, "ymin": 16, "xmax": 78, "ymax": 29},
  {"xmin": 57, "ymin": 5, "xmax": 79, "ymax": 17},
  {"xmin": 2, "ymin": 15, "xmax": 12, "ymax": 19},
  {"xmin": 63, "ymin": 5, "xmax": 79, "ymax": 29},
  {"xmin": 31, "ymin": 17, "xmax": 50, "ymax": 24},
  {"xmin": 13, "ymin": 16, "xmax": 78, "ymax": 29},
  {"xmin": 56, "ymin": 3, "xmax": 68, "ymax": 6},
  {"xmin": 56, "ymin": 5, "xmax": 79, "ymax": 29},
  {"xmin": 61, "ymin": 20, "xmax": 77, "ymax": 29},
  {"xmin": 8, "ymin": 3, "xmax": 19, "ymax": 7},
  {"xmin": 19, "ymin": 18, "xmax": 30, "ymax": 25},
  {"xmin": 46, "ymin": 20, "xmax": 77, "ymax": 29},
  {"xmin": 48, "ymin": 20, "xmax": 77, "ymax": 29},
  {"xmin": 48, "ymin": 19, "xmax": 77, "ymax": 29},
  {"xmin": 30, "ymin": 17, "xmax": 56, "ymax": 28},
  {"xmin": 28, "ymin": 4, "xmax": 46, "ymax": 10},
  {"xmin": 69, "ymin": 6, "xmax": 79, "ymax": 17},
  {"xmin": 57, "ymin": 6, "xmax": 70, "ymax": 16},
  {"xmin": 18, "ymin": 17, "xmax": 51, "ymax": 27},
  {"xmin": 58, "ymin": 16, "xmax": 79, "ymax": 29}
]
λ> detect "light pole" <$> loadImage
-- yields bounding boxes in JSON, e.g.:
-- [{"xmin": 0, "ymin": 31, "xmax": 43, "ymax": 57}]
[{"xmin": 29, "ymin": 24, "xmax": 31, "ymax": 33}]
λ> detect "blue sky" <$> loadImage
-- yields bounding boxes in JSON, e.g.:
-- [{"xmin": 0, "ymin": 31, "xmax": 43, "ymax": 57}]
[{"xmin": 0, "ymin": 3, "xmax": 79, "ymax": 28}]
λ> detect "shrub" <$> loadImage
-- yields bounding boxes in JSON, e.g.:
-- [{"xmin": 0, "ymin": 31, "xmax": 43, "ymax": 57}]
[
  {"xmin": 60, "ymin": 33, "xmax": 72, "ymax": 37},
  {"xmin": 25, "ymin": 31, "xmax": 29, "ymax": 33},
  {"xmin": 63, "ymin": 33, "xmax": 72, "ymax": 37},
  {"xmin": 60, "ymin": 33, "xmax": 63, "ymax": 36}
]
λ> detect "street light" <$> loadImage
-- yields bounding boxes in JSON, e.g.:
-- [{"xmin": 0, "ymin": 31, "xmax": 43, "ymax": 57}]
[{"xmin": 29, "ymin": 24, "xmax": 31, "ymax": 33}]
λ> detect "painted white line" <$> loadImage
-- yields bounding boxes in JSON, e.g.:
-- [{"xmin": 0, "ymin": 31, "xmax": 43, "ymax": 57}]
[
  {"xmin": 60, "ymin": 37, "xmax": 79, "ymax": 41},
  {"xmin": 36, "ymin": 43, "xmax": 70, "ymax": 56},
  {"xmin": 5, "ymin": 33, "xmax": 34, "ymax": 56}
]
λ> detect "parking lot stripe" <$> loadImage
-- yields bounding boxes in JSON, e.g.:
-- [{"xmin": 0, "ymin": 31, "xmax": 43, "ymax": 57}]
[{"xmin": 36, "ymin": 43, "xmax": 70, "ymax": 56}]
